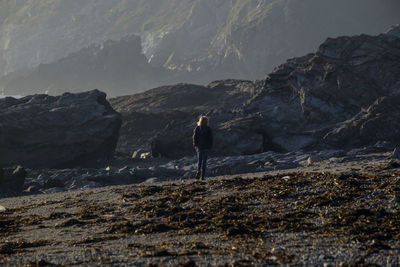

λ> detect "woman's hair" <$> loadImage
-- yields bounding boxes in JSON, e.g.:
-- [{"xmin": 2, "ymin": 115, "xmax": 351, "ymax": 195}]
[{"xmin": 197, "ymin": 116, "xmax": 209, "ymax": 127}]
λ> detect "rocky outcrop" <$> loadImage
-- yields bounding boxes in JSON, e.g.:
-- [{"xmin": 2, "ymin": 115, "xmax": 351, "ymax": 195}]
[
  {"xmin": 243, "ymin": 30, "xmax": 400, "ymax": 151},
  {"xmin": 0, "ymin": 90, "xmax": 122, "ymax": 168},
  {"xmin": 323, "ymin": 96, "xmax": 400, "ymax": 149},
  {"xmin": 110, "ymin": 80, "xmax": 262, "ymax": 157},
  {"xmin": 111, "ymin": 28, "xmax": 400, "ymax": 157}
]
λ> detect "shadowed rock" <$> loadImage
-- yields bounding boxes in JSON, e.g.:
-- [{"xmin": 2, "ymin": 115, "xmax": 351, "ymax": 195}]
[
  {"xmin": 0, "ymin": 90, "xmax": 122, "ymax": 168},
  {"xmin": 111, "ymin": 27, "xmax": 400, "ymax": 157},
  {"xmin": 0, "ymin": 165, "xmax": 26, "ymax": 193},
  {"xmin": 323, "ymin": 96, "xmax": 400, "ymax": 149}
]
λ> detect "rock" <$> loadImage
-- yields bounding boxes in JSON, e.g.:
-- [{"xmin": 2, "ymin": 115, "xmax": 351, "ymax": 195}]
[
  {"xmin": 374, "ymin": 141, "xmax": 394, "ymax": 151},
  {"xmin": 111, "ymin": 80, "xmax": 262, "ymax": 157},
  {"xmin": 390, "ymin": 147, "xmax": 400, "ymax": 159},
  {"xmin": 306, "ymin": 156, "xmax": 323, "ymax": 166},
  {"xmin": 0, "ymin": 205, "xmax": 5, "ymax": 212},
  {"xmin": 0, "ymin": 90, "xmax": 122, "ymax": 168},
  {"xmin": 144, "ymin": 177, "xmax": 160, "ymax": 183},
  {"xmin": 0, "ymin": 165, "xmax": 27, "ymax": 192},
  {"xmin": 323, "ymin": 97, "xmax": 400, "ymax": 149},
  {"xmin": 132, "ymin": 149, "xmax": 148, "ymax": 160},
  {"xmin": 24, "ymin": 185, "xmax": 40, "ymax": 193},
  {"xmin": 111, "ymin": 29, "xmax": 400, "ymax": 157},
  {"xmin": 140, "ymin": 152, "xmax": 151, "ymax": 159},
  {"xmin": 271, "ymin": 247, "xmax": 285, "ymax": 253},
  {"xmin": 11, "ymin": 166, "xmax": 27, "ymax": 191},
  {"xmin": 386, "ymin": 24, "xmax": 400, "ymax": 37}
]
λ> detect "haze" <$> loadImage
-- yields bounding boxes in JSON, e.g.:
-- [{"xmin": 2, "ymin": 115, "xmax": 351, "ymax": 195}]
[{"xmin": 0, "ymin": 0, "xmax": 399, "ymax": 96}]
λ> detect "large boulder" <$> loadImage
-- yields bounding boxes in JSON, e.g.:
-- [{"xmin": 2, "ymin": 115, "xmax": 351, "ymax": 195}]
[{"xmin": 0, "ymin": 90, "xmax": 122, "ymax": 168}]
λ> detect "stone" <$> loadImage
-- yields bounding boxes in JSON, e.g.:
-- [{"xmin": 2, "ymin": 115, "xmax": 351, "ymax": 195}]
[
  {"xmin": 140, "ymin": 152, "xmax": 151, "ymax": 159},
  {"xmin": 144, "ymin": 177, "xmax": 160, "ymax": 183},
  {"xmin": 0, "ymin": 205, "xmax": 5, "ymax": 212},
  {"xmin": 132, "ymin": 149, "xmax": 145, "ymax": 160},
  {"xmin": 306, "ymin": 156, "xmax": 323, "ymax": 166},
  {"xmin": 0, "ymin": 90, "xmax": 121, "ymax": 168}
]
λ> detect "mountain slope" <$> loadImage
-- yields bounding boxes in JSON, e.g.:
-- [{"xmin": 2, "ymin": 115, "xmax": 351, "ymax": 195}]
[
  {"xmin": 1, "ymin": 0, "xmax": 399, "ymax": 96},
  {"xmin": 0, "ymin": 35, "xmax": 171, "ymax": 96}
]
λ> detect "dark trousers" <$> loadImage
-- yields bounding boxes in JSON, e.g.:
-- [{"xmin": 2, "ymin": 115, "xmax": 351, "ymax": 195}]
[{"xmin": 197, "ymin": 150, "xmax": 208, "ymax": 178}]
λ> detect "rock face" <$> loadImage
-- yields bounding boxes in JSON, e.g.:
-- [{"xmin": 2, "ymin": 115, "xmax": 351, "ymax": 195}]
[
  {"xmin": 246, "ymin": 30, "xmax": 400, "ymax": 151},
  {"xmin": 111, "ymin": 27, "xmax": 400, "ymax": 157},
  {"xmin": 0, "ymin": 90, "xmax": 122, "ymax": 168},
  {"xmin": 110, "ymin": 80, "xmax": 262, "ymax": 157},
  {"xmin": 1, "ymin": 0, "xmax": 399, "ymax": 96},
  {"xmin": 323, "ymin": 96, "xmax": 400, "ymax": 149}
]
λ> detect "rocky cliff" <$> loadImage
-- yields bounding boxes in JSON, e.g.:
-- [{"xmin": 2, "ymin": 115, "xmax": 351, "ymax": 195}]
[
  {"xmin": 0, "ymin": 36, "xmax": 170, "ymax": 96},
  {"xmin": 0, "ymin": 90, "xmax": 122, "ymax": 168},
  {"xmin": 110, "ymin": 27, "xmax": 400, "ymax": 157},
  {"xmin": 1, "ymin": 0, "xmax": 399, "ymax": 96}
]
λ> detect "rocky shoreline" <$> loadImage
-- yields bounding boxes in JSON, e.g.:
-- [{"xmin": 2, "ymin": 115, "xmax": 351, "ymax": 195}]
[
  {"xmin": 0, "ymin": 146, "xmax": 397, "ymax": 198},
  {"xmin": 1, "ymin": 156, "xmax": 400, "ymax": 266}
]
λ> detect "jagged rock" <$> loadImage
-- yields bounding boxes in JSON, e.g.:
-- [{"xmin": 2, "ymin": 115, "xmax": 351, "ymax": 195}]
[
  {"xmin": 111, "ymin": 29, "xmax": 400, "ymax": 157},
  {"xmin": 0, "ymin": 90, "xmax": 122, "ymax": 168},
  {"xmin": 245, "ymin": 32, "xmax": 400, "ymax": 151},
  {"xmin": 323, "ymin": 97, "xmax": 400, "ymax": 149}
]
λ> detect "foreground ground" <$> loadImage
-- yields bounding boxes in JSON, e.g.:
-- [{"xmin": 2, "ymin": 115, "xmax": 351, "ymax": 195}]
[{"xmin": 1, "ymin": 160, "xmax": 400, "ymax": 266}]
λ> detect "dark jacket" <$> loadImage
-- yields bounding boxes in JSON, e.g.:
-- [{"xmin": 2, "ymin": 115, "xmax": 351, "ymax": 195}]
[{"xmin": 193, "ymin": 125, "xmax": 213, "ymax": 150}]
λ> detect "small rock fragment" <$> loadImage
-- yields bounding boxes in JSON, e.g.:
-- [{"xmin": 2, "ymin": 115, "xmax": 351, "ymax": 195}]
[{"xmin": 140, "ymin": 152, "xmax": 151, "ymax": 159}]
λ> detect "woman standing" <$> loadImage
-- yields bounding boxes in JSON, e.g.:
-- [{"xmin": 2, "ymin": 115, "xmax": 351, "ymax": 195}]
[{"xmin": 193, "ymin": 116, "xmax": 213, "ymax": 179}]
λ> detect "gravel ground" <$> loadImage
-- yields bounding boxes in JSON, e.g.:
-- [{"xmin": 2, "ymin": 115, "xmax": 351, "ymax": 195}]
[{"xmin": 1, "ymin": 158, "xmax": 400, "ymax": 266}]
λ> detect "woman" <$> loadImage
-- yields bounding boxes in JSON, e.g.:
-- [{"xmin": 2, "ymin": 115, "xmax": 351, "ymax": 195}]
[{"xmin": 193, "ymin": 116, "xmax": 213, "ymax": 179}]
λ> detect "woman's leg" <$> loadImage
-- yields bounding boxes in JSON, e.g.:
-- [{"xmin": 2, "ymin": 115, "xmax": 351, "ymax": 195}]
[
  {"xmin": 201, "ymin": 150, "xmax": 208, "ymax": 179},
  {"xmin": 197, "ymin": 150, "xmax": 203, "ymax": 178}
]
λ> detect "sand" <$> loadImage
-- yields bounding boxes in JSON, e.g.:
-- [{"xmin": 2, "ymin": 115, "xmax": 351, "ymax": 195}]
[{"xmin": 1, "ymin": 156, "xmax": 400, "ymax": 266}]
